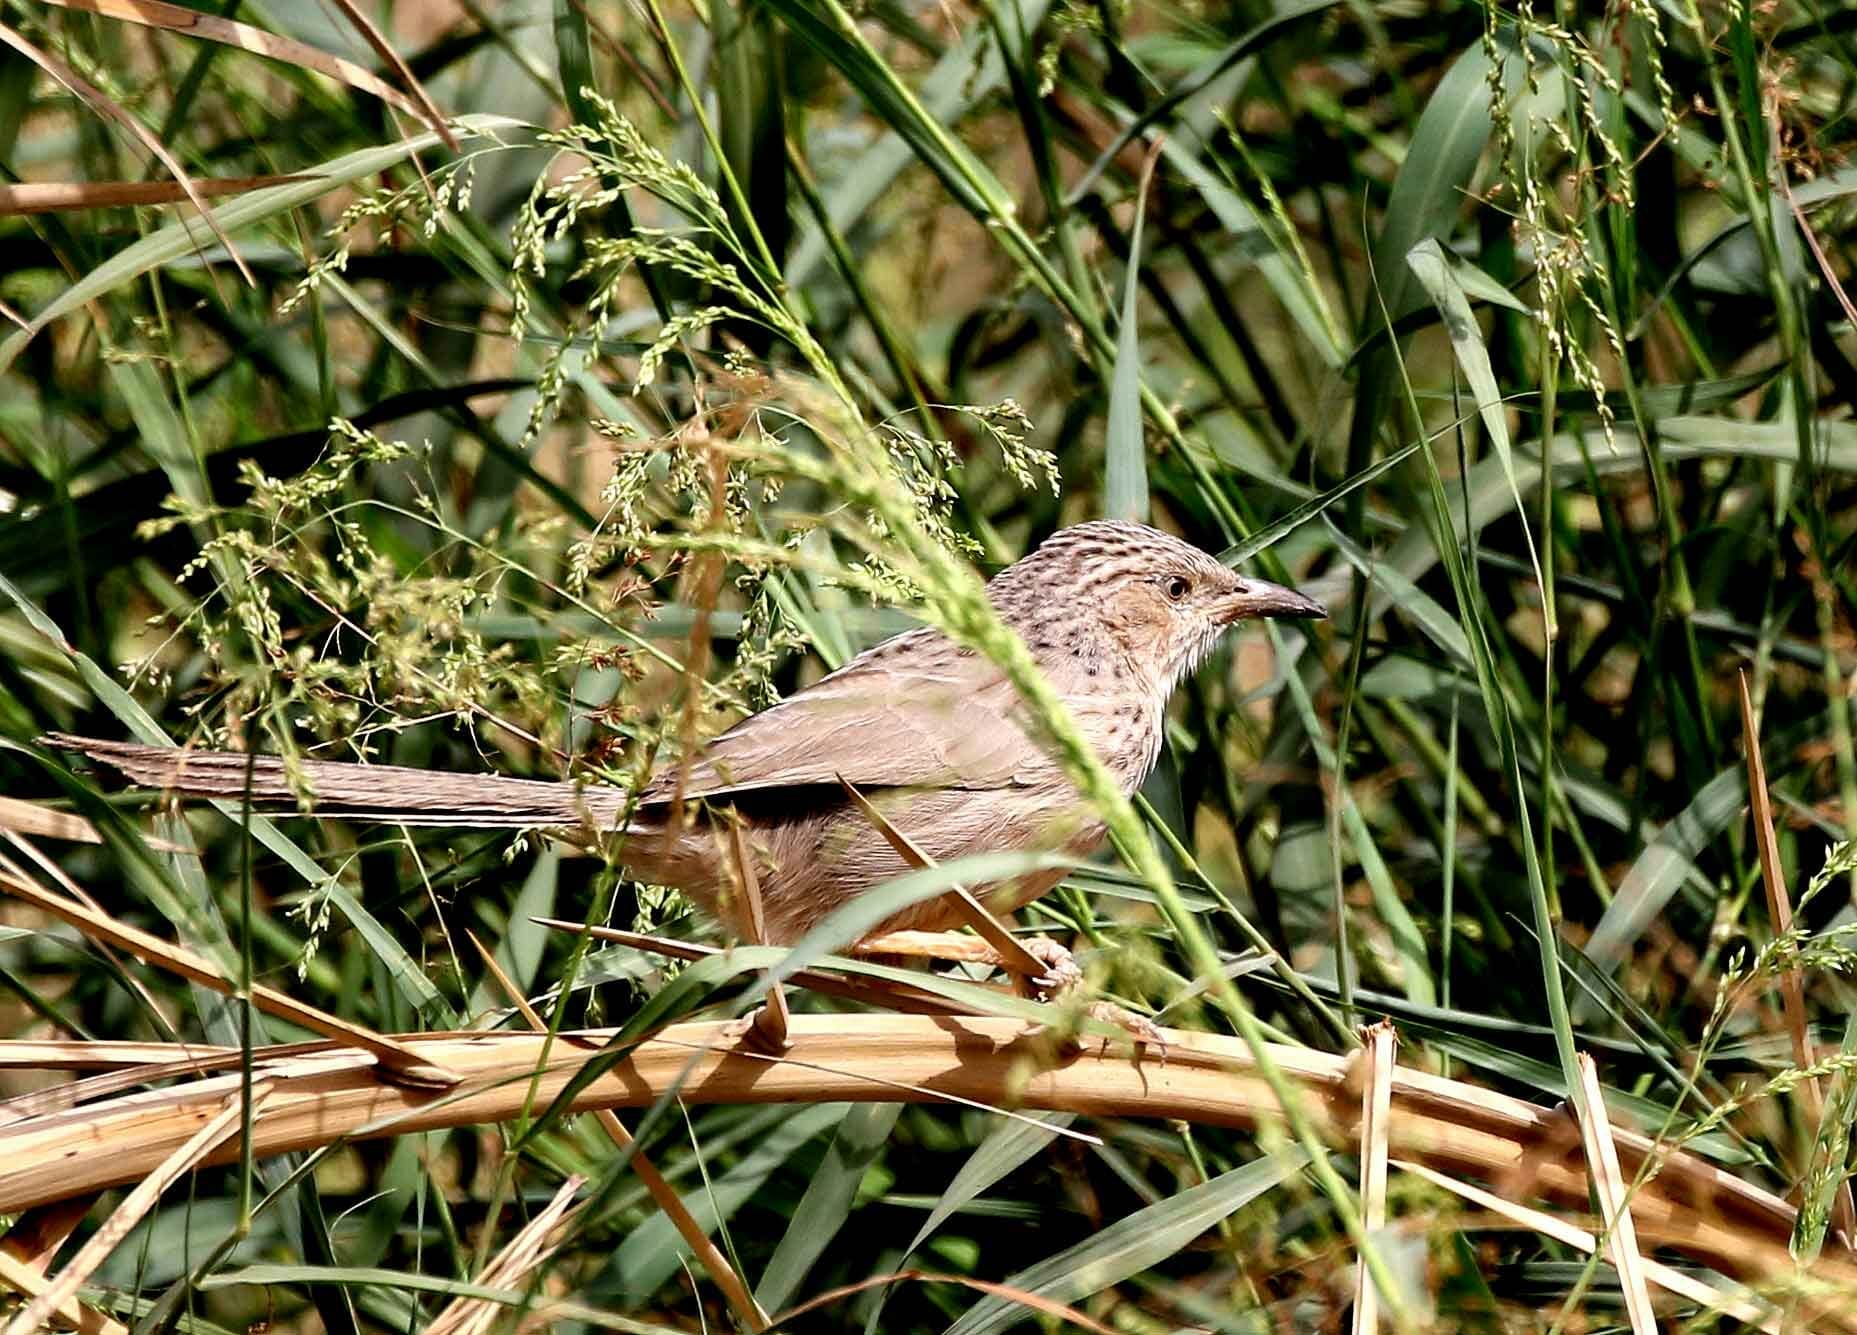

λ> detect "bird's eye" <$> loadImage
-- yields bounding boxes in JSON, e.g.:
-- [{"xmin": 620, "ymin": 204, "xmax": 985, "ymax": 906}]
[{"xmin": 1164, "ymin": 576, "xmax": 1191, "ymax": 602}]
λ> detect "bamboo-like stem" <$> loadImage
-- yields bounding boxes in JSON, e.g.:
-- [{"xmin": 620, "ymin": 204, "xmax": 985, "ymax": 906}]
[{"xmin": 0, "ymin": 1014, "xmax": 1821, "ymax": 1300}]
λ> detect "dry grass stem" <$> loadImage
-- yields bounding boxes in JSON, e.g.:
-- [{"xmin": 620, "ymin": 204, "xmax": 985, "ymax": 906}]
[
  {"xmin": 528, "ymin": 919, "xmax": 991, "ymax": 1016},
  {"xmin": 0, "ymin": 1016, "xmax": 1818, "ymax": 1292},
  {"xmin": 1739, "ymin": 672, "xmax": 1856, "ymax": 1244},
  {"xmin": 0, "ymin": 1195, "xmax": 95, "ymax": 1273},
  {"xmin": 0, "ymin": 1246, "xmax": 126, "ymax": 1335},
  {"xmin": 0, "ymin": 865, "xmax": 459, "ymax": 1088},
  {"xmin": 2, "ymin": 1084, "xmax": 264, "ymax": 1335},
  {"xmin": 771, "ymin": 1269, "xmax": 1123, "ymax": 1334},
  {"xmin": 0, "ymin": 798, "xmax": 99, "ymax": 844},
  {"xmin": 0, "ymin": 25, "xmax": 252, "ymax": 283},
  {"xmin": 835, "ymin": 775, "xmax": 1048, "ymax": 979},
  {"xmin": 1574, "ymin": 1053, "xmax": 1658, "ymax": 1335},
  {"xmin": 1351, "ymin": 1020, "xmax": 1395, "ymax": 1335},
  {"xmin": 729, "ymin": 819, "xmax": 791, "ymax": 1053},
  {"xmin": 424, "ymin": 1173, "xmax": 586, "ymax": 1335},
  {"xmin": 1393, "ymin": 1159, "xmax": 1780, "ymax": 1332},
  {"xmin": 38, "ymin": 0, "xmax": 422, "ymax": 120},
  {"xmin": 0, "ymin": 175, "xmax": 313, "ymax": 216}
]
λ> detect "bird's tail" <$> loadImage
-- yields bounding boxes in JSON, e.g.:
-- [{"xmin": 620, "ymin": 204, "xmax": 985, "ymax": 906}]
[{"xmin": 42, "ymin": 734, "xmax": 633, "ymax": 831}]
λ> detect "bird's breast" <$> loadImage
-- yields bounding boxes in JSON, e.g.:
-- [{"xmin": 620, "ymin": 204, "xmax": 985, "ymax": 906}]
[{"xmin": 1066, "ymin": 690, "xmax": 1168, "ymax": 795}]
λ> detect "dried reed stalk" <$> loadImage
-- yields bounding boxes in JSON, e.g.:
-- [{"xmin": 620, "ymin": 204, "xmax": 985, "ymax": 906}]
[
  {"xmin": 424, "ymin": 1174, "xmax": 585, "ymax": 1335},
  {"xmin": 0, "ymin": 176, "xmax": 311, "ymax": 216},
  {"xmin": 1395, "ymin": 1159, "xmax": 1779, "ymax": 1332},
  {"xmin": 1740, "ymin": 672, "xmax": 1857, "ymax": 1246},
  {"xmin": 0, "ymin": 1247, "xmax": 125, "ymax": 1335},
  {"xmin": 1574, "ymin": 1053, "xmax": 1657, "ymax": 1335},
  {"xmin": 3, "ymin": 1085, "xmax": 264, "ymax": 1335},
  {"xmin": 0, "ymin": 1014, "xmax": 1820, "ymax": 1298},
  {"xmin": 1351, "ymin": 1021, "xmax": 1395, "ymax": 1335},
  {"xmin": 0, "ymin": 867, "xmax": 456, "ymax": 1089}
]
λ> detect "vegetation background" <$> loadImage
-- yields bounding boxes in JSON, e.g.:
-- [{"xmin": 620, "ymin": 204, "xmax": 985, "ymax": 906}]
[{"xmin": 2, "ymin": 0, "xmax": 1857, "ymax": 1328}]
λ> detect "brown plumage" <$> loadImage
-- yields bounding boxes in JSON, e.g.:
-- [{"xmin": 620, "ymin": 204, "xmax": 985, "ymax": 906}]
[{"xmin": 47, "ymin": 521, "xmax": 1324, "ymax": 943}]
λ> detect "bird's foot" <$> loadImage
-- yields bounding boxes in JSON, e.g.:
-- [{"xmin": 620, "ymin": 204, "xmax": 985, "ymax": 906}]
[
  {"xmin": 1010, "ymin": 941, "xmax": 1165, "ymax": 1060},
  {"xmin": 1081, "ymin": 1000, "xmax": 1168, "ymax": 1059},
  {"xmin": 1011, "ymin": 936, "xmax": 1083, "ymax": 999},
  {"xmin": 1037, "ymin": 998, "xmax": 1167, "ymax": 1064}
]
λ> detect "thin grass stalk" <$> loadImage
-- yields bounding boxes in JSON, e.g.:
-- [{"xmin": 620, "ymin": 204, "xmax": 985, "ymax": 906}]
[
  {"xmin": 1538, "ymin": 339, "xmax": 1561, "ymax": 926},
  {"xmin": 1331, "ymin": 571, "xmax": 1375, "ymax": 1030},
  {"xmin": 1380, "ymin": 279, "xmax": 1585, "ymax": 1128},
  {"xmin": 639, "ymin": 0, "xmax": 786, "ymax": 297},
  {"xmin": 1439, "ymin": 689, "xmax": 1460, "ymax": 1079},
  {"xmin": 1131, "ymin": 793, "xmax": 1351, "ymax": 1045},
  {"xmin": 782, "ymin": 138, "xmax": 938, "ymax": 426}
]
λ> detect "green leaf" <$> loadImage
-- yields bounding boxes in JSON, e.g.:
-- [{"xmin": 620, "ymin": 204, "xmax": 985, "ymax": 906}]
[
  {"xmin": 1160, "ymin": 137, "xmax": 1346, "ymax": 368},
  {"xmin": 1405, "ymin": 237, "xmax": 1548, "ymax": 632},
  {"xmin": 323, "ymin": 885, "xmax": 450, "ymax": 1022},
  {"xmin": 1348, "ymin": 40, "xmax": 1507, "ymax": 459},
  {"xmin": 611, "ymin": 1102, "xmax": 847, "ymax": 1299},
  {"xmin": 468, "ymin": 850, "xmax": 559, "ymax": 1018},
  {"xmin": 756, "ymin": 1101, "xmax": 904, "ymax": 1312},
  {"xmin": 1793, "ymin": 1010, "xmax": 1857, "ymax": 1263},
  {"xmin": 1579, "ymin": 715, "xmax": 1837, "ymax": 976},
  {"xmin": 943, "ymin": 1148, "xmax": 1308, "ymax": 1334},
  {"xmin": 1068, "ymin": 0, "xmax": 1345, "ymax": 203},
  {"xmin": 1218, "ymin": 441, "xmax": 1419, "ymax": 566},
  {"xmin": 786, "ymin": 0, "xmax": 1052, "ymax": 285},
  {"xmin": 1104, "ymin": 158, "xmax": 1156, "ymax": 523},
  {"xmin": 1328, "ymin": 522, "xmax": 1472, "ymax": 668},
  {"xmin": 756, "ymin": 0, "xmax": 1007, "ymax": 218}
]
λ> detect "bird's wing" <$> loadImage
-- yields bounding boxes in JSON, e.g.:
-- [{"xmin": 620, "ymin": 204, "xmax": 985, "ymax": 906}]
[{"xmin": 641, "ymin": 630, "xmax": 1050, "ymax": 803}]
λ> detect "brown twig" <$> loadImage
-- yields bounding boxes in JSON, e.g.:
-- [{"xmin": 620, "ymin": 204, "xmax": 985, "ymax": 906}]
[
  {"xmin": 836, "ymin": 774, "xmax": 1049, "ymax": 979},
  {"xmin": 1740, "ymin": 670, "xmax": 1857, "ymax": 1244}
]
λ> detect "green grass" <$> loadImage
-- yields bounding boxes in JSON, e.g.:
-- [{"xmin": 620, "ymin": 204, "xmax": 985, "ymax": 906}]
[{"xmin": 4, "ymin": 0, "xmax": 1857, "ymax": 1329}]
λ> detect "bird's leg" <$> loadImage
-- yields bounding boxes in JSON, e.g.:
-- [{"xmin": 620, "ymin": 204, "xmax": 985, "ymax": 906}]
[
  {"xmin": 854, "ymin": 931, "xmax": 1164, "ymax": 1054},
  {"xmin": 1007, "ymin": 936, "xmax": 1085, "ymax": 997},
  {"xmin": 852, "ymin": 930, "xmax": 1080, "ymax": 998}
]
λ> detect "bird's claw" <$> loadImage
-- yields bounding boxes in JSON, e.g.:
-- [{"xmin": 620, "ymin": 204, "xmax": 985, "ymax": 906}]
[
  {"xmin": 1014, "ymin": 936, "xmax": 1084, "ymax": 999},
  {"xmin": 1004, "ymin": 939, "xmax": 1166, "ymax": 1061},
  {"xmin": 1083, "ymin": 1000, "xmax": 1168, "ymax": 1059}
]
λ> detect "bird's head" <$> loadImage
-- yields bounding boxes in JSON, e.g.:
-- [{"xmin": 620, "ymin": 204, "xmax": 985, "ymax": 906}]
[{"xmin": 1002, "ymin": 520, "xmax": 1325, "ymax": 688}]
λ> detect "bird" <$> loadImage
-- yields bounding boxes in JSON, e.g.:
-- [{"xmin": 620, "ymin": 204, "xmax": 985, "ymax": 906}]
[{"xmin": 46, "ymin": 520, "xmax": 1324, "ymax": 964}]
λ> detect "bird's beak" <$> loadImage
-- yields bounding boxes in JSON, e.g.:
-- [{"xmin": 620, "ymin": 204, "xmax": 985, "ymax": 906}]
[{"xmin": 1221, "ymin": 578, "xmax": 1327, "ymax": 622}]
